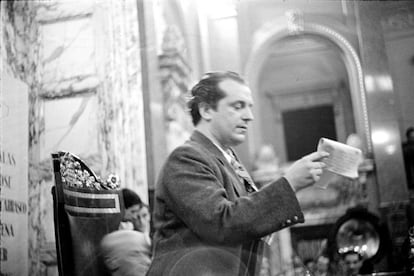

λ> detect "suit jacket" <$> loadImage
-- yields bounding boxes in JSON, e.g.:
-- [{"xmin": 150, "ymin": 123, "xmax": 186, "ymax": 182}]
[
  {"xmin": 100, "ymin": 230, "xmax": 151, "ymax": 276},
  {"xmin": 147, "ymin": 131, "xmax": 304, "ymax": 276}
]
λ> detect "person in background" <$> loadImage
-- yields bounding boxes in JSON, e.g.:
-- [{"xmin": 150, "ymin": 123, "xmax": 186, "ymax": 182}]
[
  {"xmin": 304, "ymin": 258, "xmax": 316, "ymax": 275},
  {"xmin": 403, "ymin": 126, "xmax": 414, "ymax": 190},
  {"xmin": 403, "ymin": 127, "xmax": 414, "ymax": 273},
  {"xmin": 340, "ymin": 251, "xmax": 364, "ymax": 276},
  {"xmin": 314, "ymin": 255, "xmax": 330, "ymax": 276},
  {"xmin": 292, "ymin": 254, "xmax": 307, "ymax": 276},
  {"xmin": 120, "ymin": 188, "xmax": 151, "ymax": 236},
  {"xmin": 147, "ymin": 71, "xmax": 329, "ymax": 276},
  {"xmin": 100, "ymin": 188, "xmax": 152, "ymax": 276}
]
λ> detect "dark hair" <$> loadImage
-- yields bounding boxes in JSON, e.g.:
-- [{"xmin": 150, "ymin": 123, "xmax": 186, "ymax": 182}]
[
  {"xmin": 187, "ymin": 71, "xmax": 246, "ymax": 126},
  {"xmin": 122, "ymin": 188, "xmax": 143, "ymax": 209},
  {"xmin": 406, "ymin": 127, "xmax": 414, "ymax": 138},
  {"xmin": 341, "ymin": 250, "xmax": 363, "ymax": 260},
  {"xmin": 304, "ymin": 258, "xmax": 315, "ymax": 265}
]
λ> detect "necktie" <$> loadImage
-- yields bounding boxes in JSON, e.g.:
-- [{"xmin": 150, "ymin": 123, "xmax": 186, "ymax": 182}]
[
  {"xmin": 228, "ymin": 151, "xmax": 273, "ymax": 275},
  {"xmin": 228, "ymin": 152, "xmax": 258, "ymax": 193}
]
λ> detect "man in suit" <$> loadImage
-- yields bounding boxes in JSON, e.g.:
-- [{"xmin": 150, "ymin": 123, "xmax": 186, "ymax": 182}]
[{"xmin": 147, "ymin": 71, "xmax": 328, "ymax": 276}]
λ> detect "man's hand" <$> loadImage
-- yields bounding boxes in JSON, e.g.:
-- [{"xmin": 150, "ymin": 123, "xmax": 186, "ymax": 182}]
[{"xmin": 284, "ymin": 151, "xmax": 329, "ymax": 192}]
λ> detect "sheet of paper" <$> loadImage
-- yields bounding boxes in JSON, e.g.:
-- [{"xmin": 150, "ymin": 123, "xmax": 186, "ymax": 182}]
[{"xmin": 315, "ymin": 138, "xmax": 363, "ymax": 188}]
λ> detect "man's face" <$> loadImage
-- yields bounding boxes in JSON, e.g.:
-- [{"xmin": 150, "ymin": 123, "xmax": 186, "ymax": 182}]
[
  {"xmin": 208, "ymin": 79, "xmax": 254, "ymax": 148},
  {"xmin": 344, "ymin": 253, "xmax": 362, "ymax": 276},
  {"xmin": 316, "ymin": 256, "xmax": 329, "ymax": 272},
  {"xmin": 124, "ymin": 204, "xmax": 151, "ymax": 233}
]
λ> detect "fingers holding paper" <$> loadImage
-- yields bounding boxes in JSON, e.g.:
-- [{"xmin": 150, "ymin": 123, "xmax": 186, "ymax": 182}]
[{"xmin": 284, "ymin": 151, "xmax": 329, "ymax": 192}]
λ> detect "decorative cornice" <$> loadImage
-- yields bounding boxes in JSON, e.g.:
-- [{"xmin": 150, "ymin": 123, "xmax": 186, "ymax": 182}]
[{"xmin": 381, "ymin": 5, "xmax": 414, "ymax": 32}]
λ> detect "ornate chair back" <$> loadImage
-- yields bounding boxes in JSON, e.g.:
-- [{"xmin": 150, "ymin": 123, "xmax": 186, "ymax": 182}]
[{"xmin": 51, "ymin": 151, "xmax": 124, "ymax": 276}]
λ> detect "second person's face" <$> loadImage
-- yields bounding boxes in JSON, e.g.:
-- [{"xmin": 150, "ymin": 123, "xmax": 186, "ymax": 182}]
[
  {"xmin": 344, "ymin": 254, "xmax": 362, "ymax": 276},
  {"xmin": 209, "ymin": 79, "xmax": 254, "ymax": 148},
  {"xmin": 125, "ymin": 204, "xmax": 151, "ymax": 233}
]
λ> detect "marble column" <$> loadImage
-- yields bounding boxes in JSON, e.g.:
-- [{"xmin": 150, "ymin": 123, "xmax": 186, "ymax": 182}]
[
  {"xmin": 95, "ymin": 0, "xmax": 149, "ymax": 202},
  {"xmin": 355, "ymin": 1, "xmax": 409, "ymax": 268}
]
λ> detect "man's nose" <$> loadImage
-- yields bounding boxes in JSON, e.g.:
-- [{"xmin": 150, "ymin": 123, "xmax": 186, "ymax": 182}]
[{"xmin": 242, "ymin": 107, "xmax": 254, "ymax": 121}]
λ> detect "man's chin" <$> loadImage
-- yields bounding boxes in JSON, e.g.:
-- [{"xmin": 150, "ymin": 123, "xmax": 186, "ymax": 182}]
[{"xmin": 232, "ymin": 134, "xmax": 247, "ymax": 145}]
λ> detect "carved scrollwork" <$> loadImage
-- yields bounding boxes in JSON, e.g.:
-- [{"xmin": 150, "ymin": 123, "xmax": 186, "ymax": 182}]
[{"xmin": 59, "ymin": 152, "xmax": 120, "ymax": 190}]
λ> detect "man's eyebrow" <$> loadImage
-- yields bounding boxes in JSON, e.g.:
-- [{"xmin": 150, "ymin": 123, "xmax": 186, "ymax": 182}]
[
  {"xmin": 230, "ymin": 100, "xmax": 252, "ymax": 104},
  {"xmin": 229, "ymin": 101, "xmax": 245, "ymax": 107}
]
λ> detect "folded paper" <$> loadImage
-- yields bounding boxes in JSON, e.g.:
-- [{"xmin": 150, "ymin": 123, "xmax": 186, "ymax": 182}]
[{"xmin": 316, "ymin": 138, "xmax": 363, "ymax": 188}]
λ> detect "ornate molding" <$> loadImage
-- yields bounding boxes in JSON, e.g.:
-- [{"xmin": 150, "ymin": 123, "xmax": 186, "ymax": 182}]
[
  {"xmin": 285, "ymin": 9, "xmax": 304, "ymax": 35},
  {"xmin": 381, "ymin": 5, "xmax": 414, "ymax": 33},
  {"xmin": 246, "ymin": 21, "xmax": 372, "ymax": 154}
]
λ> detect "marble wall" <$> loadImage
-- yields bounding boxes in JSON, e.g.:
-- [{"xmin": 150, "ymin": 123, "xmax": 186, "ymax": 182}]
[
  {"xmin": 1, "ymin": 1, "xmax": 45, "ymax": 275},
  {"xmin": 2, "ymin": 0, "xmax": 149, "ymax": 275}
]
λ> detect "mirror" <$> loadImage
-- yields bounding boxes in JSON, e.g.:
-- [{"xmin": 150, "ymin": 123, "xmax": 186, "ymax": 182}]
[
  {"xmin": 329, "ymin": 207, "xmax": 388, "ymax": 263},
  {"xmin": 336, "ymin": 218, "xmax": 380, "ymax": 259}
]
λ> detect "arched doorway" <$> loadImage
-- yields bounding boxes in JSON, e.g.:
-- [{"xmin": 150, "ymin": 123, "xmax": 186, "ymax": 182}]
[
  {"xmin": 244, "ymin": 14, "xmax": 371, "ymax": 158},
  {"xmin": 243, "ymin": 13, "xmax": 373, "ymax": 274}
]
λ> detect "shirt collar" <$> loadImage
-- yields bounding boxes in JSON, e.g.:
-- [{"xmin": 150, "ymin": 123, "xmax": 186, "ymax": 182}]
[{"xmin": 209, "ymin": 140, "xmax": 232, "ymax": 164}]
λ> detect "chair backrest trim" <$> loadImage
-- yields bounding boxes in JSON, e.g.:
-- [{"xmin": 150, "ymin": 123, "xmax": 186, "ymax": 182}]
[{"xmin": 63, "ymin": 189, "xmax": 121, "ymax": 214}]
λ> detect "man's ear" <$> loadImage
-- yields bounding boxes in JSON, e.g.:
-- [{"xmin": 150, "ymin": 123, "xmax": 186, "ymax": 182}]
[{"xmin": 198, "ymin": 102, "xmax": 213, "ymax": 121}]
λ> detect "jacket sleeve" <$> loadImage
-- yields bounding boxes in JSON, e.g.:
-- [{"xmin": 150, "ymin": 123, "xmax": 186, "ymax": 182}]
[{"xmin": 158, "ymin": 145, "xmax": 304, "ymax": 245}]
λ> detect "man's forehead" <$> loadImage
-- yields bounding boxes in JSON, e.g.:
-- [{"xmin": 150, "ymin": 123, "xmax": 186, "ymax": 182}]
[
  {"xmin": 345, "ymin": 254, "xmax": 359, "ymax": 261},
  {"xmin": 218, "ymin": 79, "xmax": 252, "ymax": 98},
  {"xmin": 139, "ymin": 205, "xmax": 150, "ymax": 212},
  {"xmin": 127, "ymin": 204, "xmax": 142, "ymax": 211},
  {"xmin": 219, "ymin": 77, "xmax": 245, "ymax": 86}
]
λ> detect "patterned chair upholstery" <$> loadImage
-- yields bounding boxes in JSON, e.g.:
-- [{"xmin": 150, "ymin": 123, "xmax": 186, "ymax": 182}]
[{"xmin": 51, "ymin": 151, "xmax": 124, "ymax": 276}]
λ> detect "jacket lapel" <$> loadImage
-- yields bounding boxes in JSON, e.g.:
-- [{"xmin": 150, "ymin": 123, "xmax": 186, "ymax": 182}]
[
  {"xmin": 223, "ymin": 159, "xmax": 246, "ymax": 197},
  {"xmin": 190, "ymin": 131, "xmax": 246, "ymax": 197}
]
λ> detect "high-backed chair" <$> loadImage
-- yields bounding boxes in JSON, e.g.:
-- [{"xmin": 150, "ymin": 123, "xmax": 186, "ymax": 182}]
[{"xmin": 51, "ymin": 151, "xmax": 124, "ymax": 276}]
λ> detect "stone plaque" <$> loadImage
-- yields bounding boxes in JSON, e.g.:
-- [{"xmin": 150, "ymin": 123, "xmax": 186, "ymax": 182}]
[{"xmin": 0, "ymin": 72, "xmax": 29, "ymax": 276}]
